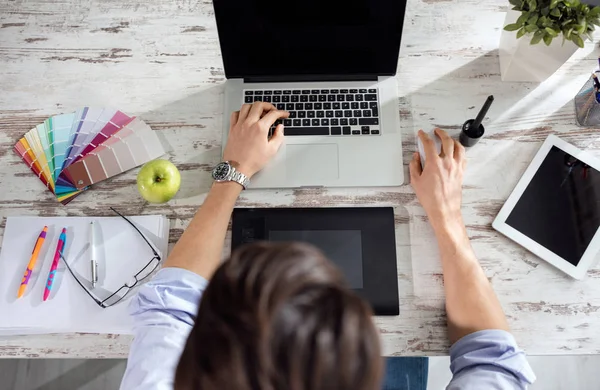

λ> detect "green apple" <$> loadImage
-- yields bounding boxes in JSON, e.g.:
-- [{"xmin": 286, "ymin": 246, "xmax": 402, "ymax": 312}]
[{"xmin": 137, "ymin": 160, "xmax": 181, "ymax": 203}]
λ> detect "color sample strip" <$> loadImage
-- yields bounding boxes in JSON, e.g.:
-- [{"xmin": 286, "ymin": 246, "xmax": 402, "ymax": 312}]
[
  {"xmin": 140, "ymin": 130, "xmax": 165, "ymax": 159},
  {"xmin": 13, "ymin": 139, "xmax": 51, "ymax": 190},
  {"xmin": 77, "ymin": 111, "xmax": 133, "ymax": 159},
  {"xmin": 55, "ymin": 185, "xmax": 80, "ymax": 196},
  {"xmin": 84, "ymin": 154, "xmax": 106, "ymax": 184},
  {"xmin": 35, "ymin": 123, "xmax": 54, "ymax": 179},
  {"xmin": 62, "ymin": 160, "xmax": 90, "ymax": 188},
  {"xmin": 37, "ymin": 136, "xmax": 56, "ymax": 189},
  {"xmin": 46, "ymin": 118, "xmax": 56, "ymax": 177},
  {"xmin": 70, "ymin": 108, "xmax": 118, "ymax": 165},
  {"xmin": 24, "ymin": 129, "xmax": 55, "ymax": 191},
  {"xmin": 95, "ymin": 146, "xmax": 122, "ymax": 178},
  {"xmin": 63, "ymin": 107, "xmax": 89, "ymax": 169},
  {"xmin": 66, "ymin": 107, "xmax": 107, "ymax": 165},
  {"xmin": 112, "ymin": 125, "xmax": 135, "ymax": 140},
  {"xmin": 23, "ymin": 132, "xmax": 55, "ymax": 192},
  {"xmin": 57, "ymin": 189, "xmax": 83, "ymax": 205},
  {"xmin": 55, "ymin": 173, "xmax": 74, "ymax": 188},
  {"xmin": 48, "ymin": 113, "xmax": 76, "ymax": 182},
  {"xmin": 58, "ymin": 108, "xmax": 89, "ymax": 186},
  {"xmin": 64, "ymin": 119, "xmax": 165, "ymax": 189},
  {"xmin": 58, "ymin": 168, "xmax": 75, "ymax": 188},
  {"xmin": 110, "ymin": 141, "xmax": 137, "ymax": 174},
  {"xmin": 118, "ymin": 116, "xmax": 149, "ymax": 135}
]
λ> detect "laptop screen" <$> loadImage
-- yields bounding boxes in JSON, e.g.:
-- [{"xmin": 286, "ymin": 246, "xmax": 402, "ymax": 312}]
[{"xmin": 213, "ymin": 0, "xmax": 406, "ymax": 80}]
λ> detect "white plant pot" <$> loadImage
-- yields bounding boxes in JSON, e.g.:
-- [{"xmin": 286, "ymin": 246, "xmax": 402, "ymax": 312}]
[{"xmin": 499, "ymin": 9, "xmax": 579, "ymax": 82}]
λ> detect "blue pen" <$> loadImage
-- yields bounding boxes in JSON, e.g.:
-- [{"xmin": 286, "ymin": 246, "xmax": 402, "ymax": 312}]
[{"xmin": 43, "ymin": 228, "xmax": 67, "ymax": 301}]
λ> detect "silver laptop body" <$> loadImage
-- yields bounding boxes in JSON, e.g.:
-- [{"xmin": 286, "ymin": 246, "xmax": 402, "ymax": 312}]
[{"xmin": 222, "ymin": 77, "xmax": 403, "ymax": 188}]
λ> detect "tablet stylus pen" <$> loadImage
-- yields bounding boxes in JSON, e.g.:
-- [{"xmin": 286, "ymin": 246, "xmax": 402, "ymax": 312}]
[
  {"xmin": 90, "ymin": 221, "xmax": 98, "ymax": 288},
  {"xmin": 471, "ymin": 95, "xmax": 494, "ymax": 133}
]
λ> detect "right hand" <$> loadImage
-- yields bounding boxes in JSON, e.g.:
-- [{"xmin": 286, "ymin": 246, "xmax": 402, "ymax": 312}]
[
  {"xmin": 223, "ymin": 102, "xmax": 289, "ymax": 178},
  {"xmin": 409, "ymin": 129, "xmax": 466, "ymax": 230}
]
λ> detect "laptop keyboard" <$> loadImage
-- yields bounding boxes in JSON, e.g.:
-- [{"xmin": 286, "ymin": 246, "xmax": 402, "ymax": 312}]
[{"xmin": 243, "ymin": 88, "xmax": 381, "ymax": 136}]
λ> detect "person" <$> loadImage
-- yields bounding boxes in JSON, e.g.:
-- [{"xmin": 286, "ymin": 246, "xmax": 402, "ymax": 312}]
[{"xmin": 120, "ymin": 102, "xmax": 536, "ymax": 390}]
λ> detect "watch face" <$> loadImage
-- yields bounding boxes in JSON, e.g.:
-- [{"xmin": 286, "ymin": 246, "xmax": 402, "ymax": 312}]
[{"xmin": 212, "ymin": 162, "xmax": 231, "ymax": 181}]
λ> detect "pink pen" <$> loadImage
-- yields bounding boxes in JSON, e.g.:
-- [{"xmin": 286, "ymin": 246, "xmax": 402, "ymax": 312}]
[{"xmin": 43, "ymin": 228, "xmax": 67, "ymax": 301}]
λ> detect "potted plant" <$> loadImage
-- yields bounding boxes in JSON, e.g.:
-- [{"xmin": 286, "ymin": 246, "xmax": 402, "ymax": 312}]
[{"xmin": 499, "ymin": 0, "xmax": 600, "ymax": 82}]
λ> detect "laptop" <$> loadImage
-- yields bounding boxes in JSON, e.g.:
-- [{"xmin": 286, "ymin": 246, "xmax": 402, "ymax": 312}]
[{"xmin": 214, "ymin": 0, "xmax": 407, "ymax": 188}]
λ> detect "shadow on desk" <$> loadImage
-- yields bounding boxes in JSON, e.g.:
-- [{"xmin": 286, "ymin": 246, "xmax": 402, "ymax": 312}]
[
  {"xmin": 0, "ymin": 359, "xmax": 126, "ymax": 390},
  {"xmin": 138, "ymin": 84, "xmax": 225, "ymax": 200},
  {"xmin": 400, "ymin": 46, "xmax": 600, "ymax": 142},
  {"xmin": 135, "ymin": 49, "xmax": 548, "ymax": 203},
  {"xmin": 400, "ymin": 49, "xmax": 536, "ymax": 139}
]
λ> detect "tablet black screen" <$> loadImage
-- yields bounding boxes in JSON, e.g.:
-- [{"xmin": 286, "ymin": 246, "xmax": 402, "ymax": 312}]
[
  {"xmin": 506, "ymin": 146, "xmax": 600, "ymax": 266},
  {"xmin": 269, "ymin": 230, "xmax": 363, "ymax": 288}
]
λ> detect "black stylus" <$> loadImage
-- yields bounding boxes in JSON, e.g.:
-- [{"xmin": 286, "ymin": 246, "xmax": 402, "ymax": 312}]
[{"xmin": 460, "ymin": 95, "xmax": 494, "ymax": 147}]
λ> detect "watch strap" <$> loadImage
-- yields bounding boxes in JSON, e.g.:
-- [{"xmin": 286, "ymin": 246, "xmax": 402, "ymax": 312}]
[{"xmin": 228, "ymin": 167, "xmax": 250, "ymax": 189}]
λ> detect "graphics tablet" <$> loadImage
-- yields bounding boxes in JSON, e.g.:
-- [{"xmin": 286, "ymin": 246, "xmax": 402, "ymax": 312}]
[
  {"xmin": 231, "ymin": 207, "xmax": 399, "ymax": 315},
  {"xmin": 493, "ymin": 135, "xmax": 600, "ymax": 279}
]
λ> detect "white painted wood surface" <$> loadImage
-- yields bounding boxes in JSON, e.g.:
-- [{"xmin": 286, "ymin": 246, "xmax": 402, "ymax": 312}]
[{"xmin": 1, "ymin": 0, "xmax": 600, "ymax": 358}]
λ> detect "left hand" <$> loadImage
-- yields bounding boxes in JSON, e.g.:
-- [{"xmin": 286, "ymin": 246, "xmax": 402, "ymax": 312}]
[{"xmin": 223, "ymin": 102, "xmax": 289, "ymax": 178}]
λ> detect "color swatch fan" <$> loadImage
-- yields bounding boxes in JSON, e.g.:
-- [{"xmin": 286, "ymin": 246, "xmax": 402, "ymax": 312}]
[{"xmin": 14, "ymin": 108, "xmax": 165, "ymax": 204}]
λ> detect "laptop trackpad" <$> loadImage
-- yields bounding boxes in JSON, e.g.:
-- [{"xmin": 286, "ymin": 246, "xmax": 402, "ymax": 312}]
[{"xmin": 286, "ymin": 144, "xmax": 339, "ymax": 182}]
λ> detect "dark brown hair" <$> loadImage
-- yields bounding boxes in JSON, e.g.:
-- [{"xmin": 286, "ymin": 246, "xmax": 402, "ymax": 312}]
[{"xmin": 175, "ymin": 242, "xmax": 382, "ymax": 390}]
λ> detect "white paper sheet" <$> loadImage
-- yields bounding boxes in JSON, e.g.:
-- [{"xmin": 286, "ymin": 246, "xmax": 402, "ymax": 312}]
[{"xmin": 0, "ymin": 215, "xmax": 169, "ymax": 335}]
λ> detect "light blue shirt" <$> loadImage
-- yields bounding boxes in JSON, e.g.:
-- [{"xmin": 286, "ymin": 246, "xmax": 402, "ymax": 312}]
[{"xmin": 120, "ymin": 268, "xmax": 536, "ymax": 390}]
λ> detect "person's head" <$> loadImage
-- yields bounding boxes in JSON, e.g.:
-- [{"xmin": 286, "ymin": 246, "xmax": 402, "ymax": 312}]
[{"xmin": 175, "ymin": 242, "xmax": 382, "ymax": 390}]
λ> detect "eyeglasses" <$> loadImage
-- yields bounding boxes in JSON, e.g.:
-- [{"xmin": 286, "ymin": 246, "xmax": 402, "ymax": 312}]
[{"xmin": 61, "ymin": 207, "xmax": 162, "ymax": 309}]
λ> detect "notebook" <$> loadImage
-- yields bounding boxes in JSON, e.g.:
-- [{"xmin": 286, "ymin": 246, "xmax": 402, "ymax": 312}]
[{"xmin": 0, "ymin": 215, "xmax": 169, "ymax": 335}]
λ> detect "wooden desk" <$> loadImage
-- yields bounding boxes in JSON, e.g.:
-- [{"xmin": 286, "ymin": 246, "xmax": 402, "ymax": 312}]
[{"xmin": 1, "ymin": 0, "xmax": 599, "ymax": 358}]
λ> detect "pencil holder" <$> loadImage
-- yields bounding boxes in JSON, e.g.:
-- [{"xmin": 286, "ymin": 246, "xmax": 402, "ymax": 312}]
[{"xmin": 574, "ymin": 75, "xmax": 600, "ymax": 127}]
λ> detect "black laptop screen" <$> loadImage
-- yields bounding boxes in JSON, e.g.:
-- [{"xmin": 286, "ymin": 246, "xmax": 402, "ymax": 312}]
[{"xmin": 212, "ymin": 0, "xmax": 406, "ymax": 80}]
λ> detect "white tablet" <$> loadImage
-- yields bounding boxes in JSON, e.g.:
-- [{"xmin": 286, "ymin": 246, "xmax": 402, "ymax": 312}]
[{"xmin": 492, "ymin": 135, "xmax": 600, "ymax": 279}]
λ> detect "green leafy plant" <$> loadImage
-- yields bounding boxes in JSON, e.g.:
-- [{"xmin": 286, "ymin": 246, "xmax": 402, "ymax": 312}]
[{"xmin": 504, "ymin": 0, "xmax": 600, "ymax": 48}]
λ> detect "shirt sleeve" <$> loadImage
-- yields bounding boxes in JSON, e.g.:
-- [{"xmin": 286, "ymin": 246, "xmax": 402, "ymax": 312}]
[
  {"xmin": 119, "ymin": 267, "xmax": 208, "ymax": 390},
  {"xmin": 447, "ymin": 329, "xmax": 536, "ymax": 390}
]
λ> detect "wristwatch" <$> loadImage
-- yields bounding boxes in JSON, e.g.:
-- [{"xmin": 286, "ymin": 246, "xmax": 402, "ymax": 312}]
[{"xmin": 211, "ymin": 161, "xmax": 250, "ymax": 189}]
